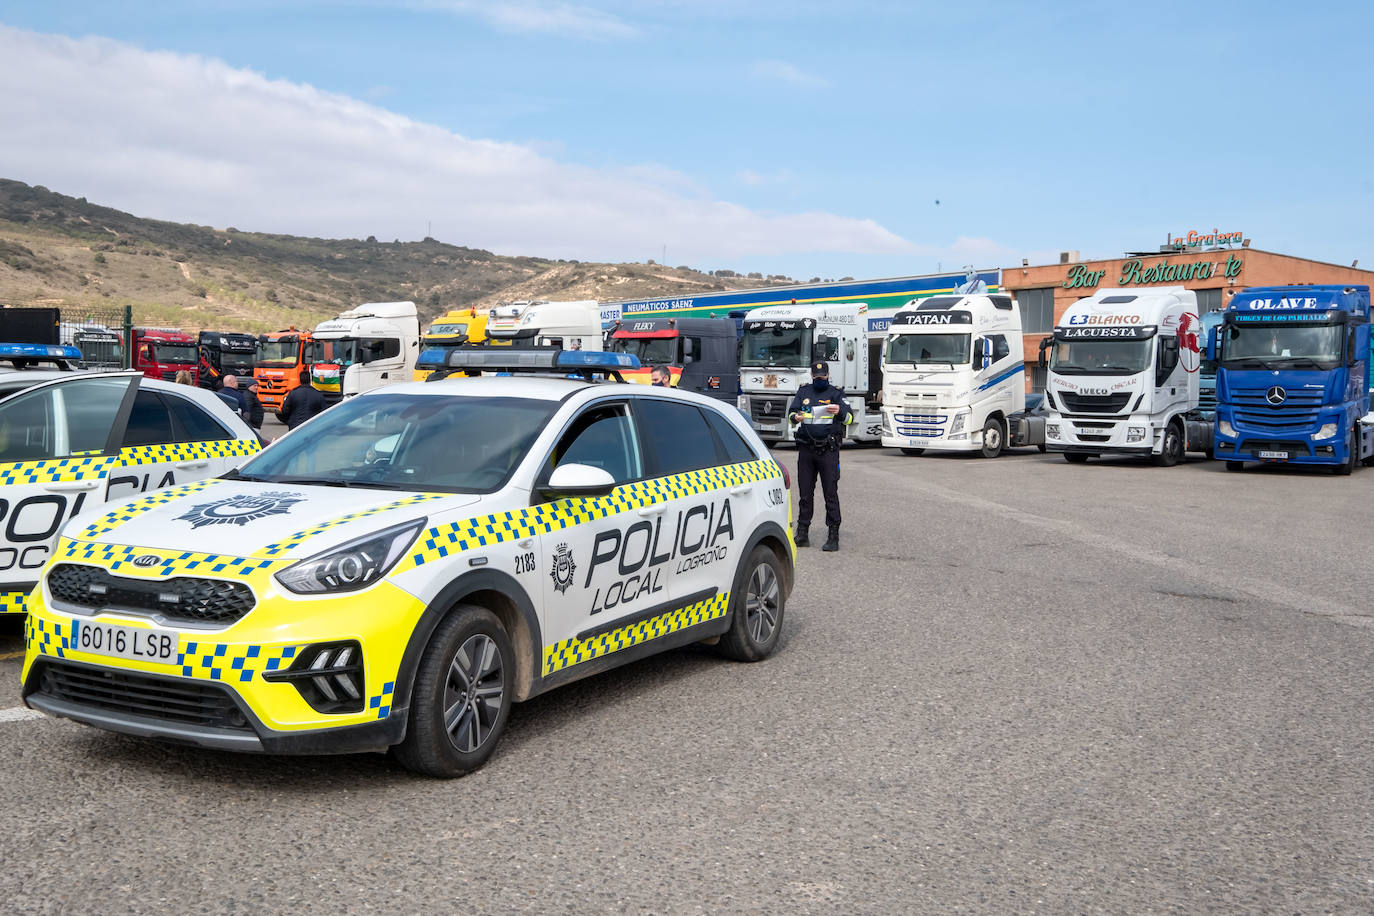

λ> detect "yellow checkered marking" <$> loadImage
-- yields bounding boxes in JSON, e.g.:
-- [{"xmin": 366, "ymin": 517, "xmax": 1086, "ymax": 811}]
[
  {"xmin": 543, "ymin": 591, "xmax": 731, "ymax": 675},
  {"xmin": 255, "ymin": 493, "xmax": 447, "ymax": 558},
  {"xmin": 116, "ymin": 438, "xmax": 260, "ymax": 467},
  {"xmin": 396, "ymin": 459, "xmax": 780, "ymax": 572},
  {"xmin": 78, "ymin": 478, "xmax": 221, "ymax": 539},
  {"xmin": 56, "ymin": 537, "xmax": 282, "ymax": 578},
  {"xmin": 1, "ymin": 589, "xmax": 30, "ymax": 615},
  {"xmin": 25, "ymin": 614, "xmax": 67, "ymax": 658},
  {"xmin": 0, "ymin": 455, "xmax": 116, "ymax": 487}
]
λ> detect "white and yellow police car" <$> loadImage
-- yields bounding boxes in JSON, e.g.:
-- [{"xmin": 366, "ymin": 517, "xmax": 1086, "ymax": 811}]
[
  {"xmin": 0, "ymin": 365, "xmax": 260, "ymax": 618},
  {"xmin": 21, "ymin": 351, "xmax": 794, "ymax": 777}
]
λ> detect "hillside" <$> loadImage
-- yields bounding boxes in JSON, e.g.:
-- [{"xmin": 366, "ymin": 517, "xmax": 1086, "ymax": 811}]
[{"xmin": 0, "ymin": 179, "xmax": 796, "ymax": 333}]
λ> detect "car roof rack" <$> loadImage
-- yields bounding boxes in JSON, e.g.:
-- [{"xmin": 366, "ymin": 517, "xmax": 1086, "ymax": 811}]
[{"xmin": 424, "ymin": 347, "xmax": 641, "ymax": 382}]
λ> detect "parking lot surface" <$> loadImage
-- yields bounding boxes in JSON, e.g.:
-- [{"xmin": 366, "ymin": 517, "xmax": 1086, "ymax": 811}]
[{"xmin": 2, "ymin": 446, "xmax": 1371, "ymax": 913}]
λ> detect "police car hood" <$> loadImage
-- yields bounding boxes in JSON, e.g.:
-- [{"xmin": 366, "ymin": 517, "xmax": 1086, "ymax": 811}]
[{"xmin": 71, "ymin": 480, "xmax": 478, "ymax": 559}]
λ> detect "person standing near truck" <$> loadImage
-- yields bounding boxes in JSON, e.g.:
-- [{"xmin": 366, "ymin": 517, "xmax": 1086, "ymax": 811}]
[
  {"xmin": 788, "ymin": 361, "xmax": 853, "ymax": 552},
  {"xmin": 281, "ymin": 368, "xmax": 326, "ymax": 430}
]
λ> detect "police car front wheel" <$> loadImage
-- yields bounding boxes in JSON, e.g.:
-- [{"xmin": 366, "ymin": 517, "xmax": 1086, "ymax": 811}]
[
  {"xmin": 717, "ymin": 545, "xmax": 786, "ymax": 662},
  {"xmin": 394, "ymin": 604, "xmax": 514, "ymax": 778}
]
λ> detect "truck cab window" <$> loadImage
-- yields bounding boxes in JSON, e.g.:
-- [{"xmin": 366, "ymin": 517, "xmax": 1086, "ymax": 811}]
[{"xmin": 1156, "ymin": 337, "xmax": 1179, "ymax": 387}]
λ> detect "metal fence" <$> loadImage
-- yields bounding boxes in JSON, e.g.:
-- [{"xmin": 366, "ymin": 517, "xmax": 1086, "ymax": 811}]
[{"xmin": 58, "ymin": 304, "xmax": 134, "ymax": 369}]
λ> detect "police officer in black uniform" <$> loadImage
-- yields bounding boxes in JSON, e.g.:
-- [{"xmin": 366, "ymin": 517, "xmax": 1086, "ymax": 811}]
[{"xmin": 788, "ymin": 361, "xmax": 853, "ymax": 552}]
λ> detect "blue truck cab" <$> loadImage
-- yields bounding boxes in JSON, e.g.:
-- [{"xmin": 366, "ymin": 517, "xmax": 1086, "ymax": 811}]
[{"xmin": 1210, "ymin": 284, "xmax": 1374, "ymax": 473}]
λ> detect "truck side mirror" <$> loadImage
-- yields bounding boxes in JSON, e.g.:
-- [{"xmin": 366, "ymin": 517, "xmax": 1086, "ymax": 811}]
[
  {"xmin": 1037, "ymin": 336, "xmax": 1052, "ymax": 369},
  {"xmin": 1206, "ymin": 325, "xmax": 1218, "ymax": 362},
  {"xmin": 682, "ymin": 338, "xmax": 695, "ymax": 357},
  {"xmin": 1348, "ymin": 328, "xmax": 1358, "ymax": 367}
]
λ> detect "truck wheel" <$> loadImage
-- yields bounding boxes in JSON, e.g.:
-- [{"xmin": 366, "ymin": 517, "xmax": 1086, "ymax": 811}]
[
  {"xmin": 1336, "ymin": 426, "xmax": 1358, "ymax": 476},
  {"xmin": 1064, "ymin": 453, "xmax": 1090, "ymax": 464},
  {"xmin": 717, "ymin": 545, "xmax": 786, "ymax": 662},
  {"xmin": 1153, "ymin": 422, "xmax": 1184, "ymax": 467},
  {"xmin": 900, "ymin": 447, "xmax": 925, "ymax": 456},
  {"xmin": 978, "ymin": 418, "xmax": 1005, "ymax": 459},
  {"xmin": 393, "ymin": 604, "xmax": 513, "ymax": 778},
  {"xmin": 1225, "ymin": 461, "xmax": 1244, "ymax": 472}
]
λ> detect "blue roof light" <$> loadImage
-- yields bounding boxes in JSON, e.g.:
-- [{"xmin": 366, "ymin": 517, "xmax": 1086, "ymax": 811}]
[
  {"xmin": 0, "ymin": 343, "xmax": 83, "ymax": 359},
  {"xmin": 440, "ymin": 348, "xmax": 640, "ymax": 376}
]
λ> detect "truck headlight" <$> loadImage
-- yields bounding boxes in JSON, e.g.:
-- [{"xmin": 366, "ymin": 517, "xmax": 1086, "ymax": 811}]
[
  {"xmin": 949, "ymin": 412, "xmax": 966, "ymax": 435},
  {"xmin": 1047, "ymin": 423, "xmax": 1060, "ymax": 439},
  {"xmin": 276, "ymin": 519, "xmax": 426, "ymax": 594},
  {"xmin": 1218, "ymin": 420, "xmax": 1236, "ymax": 438},
  {"xmin": 1127, "ymin": 426, "xmax": 1146, "ymax": 442},
  {"xmin": 1314, "ymin": 422, "xmax": 1339, "ymax": 440},
  {"xmin": 737, "ymin": 395, "xmax": 748, "ymax": 411}
]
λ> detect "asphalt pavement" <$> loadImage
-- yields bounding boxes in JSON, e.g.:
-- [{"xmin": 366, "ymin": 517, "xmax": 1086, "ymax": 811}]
[{"xmin": 1, "ymin": 446, "xmax": 1372, "ymax": 913}]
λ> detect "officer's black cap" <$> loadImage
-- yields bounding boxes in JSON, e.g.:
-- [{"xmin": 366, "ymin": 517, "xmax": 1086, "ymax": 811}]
[{"xmin": 810, "ymin": 361, "xmax": 829, "ymax": 375}]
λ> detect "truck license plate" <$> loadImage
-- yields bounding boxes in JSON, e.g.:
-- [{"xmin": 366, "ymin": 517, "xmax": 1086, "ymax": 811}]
[
  {"xmin": 908, "ymin": 439, "xmax": 930, "ymax": 446},
  {"xmin": 1257, "ymin": 450, "xmax": 1289, "ymax": 460},
  {"xmin": 70, "ymin": 619, "xmax": 179, "ymax": 665}
]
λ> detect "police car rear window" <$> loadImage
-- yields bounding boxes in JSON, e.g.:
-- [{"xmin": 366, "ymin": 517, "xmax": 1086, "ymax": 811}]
[
  {"xmin": 636, "ymin": 400, "xmax": 720, "ymax": 476},
  {"xmin": 703, "ymin": 409, "xmax": 757, "ymax": 464}
]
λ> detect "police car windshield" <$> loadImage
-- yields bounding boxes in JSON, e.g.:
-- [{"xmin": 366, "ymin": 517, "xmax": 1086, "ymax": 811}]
[
  {"xmin": 1220, "ymin": 324, "xmax": 1342, "ymax": 370},
  {"xmin": 1051, "ymin": 339, "xmax": 1152, "ymax": 375},
  {"xmin": 885, "ymin": 333, "xmax": 969, "ymax": 366},
  {"xmin": 609, "ymin": 337, "xmax": 677, "ymax": 365},
  {"xmin": 237, "ymin": 393, "xmax": 557, "ymax": 492},
  {"xmin": 740, "ymin": 327, "xmax": 810, "ymax": 368}
]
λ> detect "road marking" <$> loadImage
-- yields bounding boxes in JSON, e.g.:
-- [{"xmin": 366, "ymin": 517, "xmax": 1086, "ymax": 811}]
[
  {"xmin": 0, "ymin": 707, "xmax": 44, "ymax": 723},
  {"xmin": 0, "ymin": 650, "xmax": 24, "ymax": 661}
]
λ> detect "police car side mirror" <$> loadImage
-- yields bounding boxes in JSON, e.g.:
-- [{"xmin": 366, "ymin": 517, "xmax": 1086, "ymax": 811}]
[{"xmin": 539, "ymin": 463, "xmax": 617, "ymax": 499}]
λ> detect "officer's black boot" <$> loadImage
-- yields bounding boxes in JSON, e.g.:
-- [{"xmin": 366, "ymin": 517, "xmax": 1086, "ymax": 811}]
[
  {"xmin": 822, "ymin": 527, "xmax": 839, "ymax": 552},
  {"xmin": 794, "ymin": 525, "xmax": 809, "ymax": 547}
]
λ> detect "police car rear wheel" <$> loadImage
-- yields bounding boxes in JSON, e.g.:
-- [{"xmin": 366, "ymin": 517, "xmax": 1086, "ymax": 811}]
[
  {"xmin": 394, "ymin": 604, "xmax": 513, "ymax": 778},
  {"xmin": 717, "ymin": 545, "xmax": 785, "ymax": 662}
]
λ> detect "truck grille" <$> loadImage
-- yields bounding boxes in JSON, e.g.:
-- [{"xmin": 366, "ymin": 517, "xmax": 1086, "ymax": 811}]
[
  {"xmin": 749, "ymin": 396, "xmax": 789, "ymax": 422},
  {"xmin": 1197, "ymin": 388, "xmax": 1217, "ymax": 413},
  {"xmin": 1235, "ymin": 409, "xmax": 1320, "ymax": 433},
  {"xmin": 895, "ymin": 414, "xmax": 945, "ymax": 437},
  {"xmin": 1232, "ymin": 391, "xmax": 1324, "ymax": 407},
  {"xmin": 32, "ymin": 660, "xmax": 251, "ymax": 731},
  {"xmin": 159, "ymin": 370, "xmax": 181, "ymax": 382},
  {"xmin": 1243, "ymin": 439, "xmax": 1312, "ymax": 457},
  {"xmin": 1059, "ymin": 392, "xmax": 1131, "ymax": 414},
  {"xmin": 48, "ymin": 564, "xmax": 256, "ymax": 625}
]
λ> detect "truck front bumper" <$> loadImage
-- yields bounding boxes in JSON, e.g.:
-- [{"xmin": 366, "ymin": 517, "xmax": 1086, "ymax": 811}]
[
  {"xmin": 1045, "ymin": 414, "xmax": 1160, "ymax": 455},
  {"xmin": 880, "ymin": 406, "xmax": 975, "ymax": 452}
]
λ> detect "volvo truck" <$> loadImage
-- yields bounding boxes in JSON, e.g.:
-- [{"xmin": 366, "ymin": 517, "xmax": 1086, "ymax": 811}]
[
  {"xmin": 485, "ymin": 299, "xmax": 603, "ymax": 351},
  {"xmin": 1210, "ymin": 284, "xmax": 1374, "ymax": 473},
  {"xmin": 606, "ymin": 317, "xmax": 739, "ymax": 399},
  {"xmin": 1042, "ymin": 286, "xmax": 1207, "ymax": 466},
  {"xmin": 308, "ymin": 301, "xmax": 421, "ymax": 404},
  {"xmin": 737, "ymin": 303, "xmax": 881, "ymax": 444},
  {"xmin": 878, "ymin": 292, "xmax": 1041, "ymax": 458}
]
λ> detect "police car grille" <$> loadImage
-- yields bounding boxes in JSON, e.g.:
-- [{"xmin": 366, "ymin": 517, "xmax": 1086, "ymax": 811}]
[
  {"xmin": 749, "ymin": 397, "xmax": 789, "ymax": 421},
  {"xmin": 33, "ymin": 660, "xmax": 251, "ymax": 731},
  {"xmin": 48, "ymin": 564, "xmax": 256, "ymax": 625},
  {"xmin": 1059, "ymin": 393, "xmax": 1131, "ymax": 414}
]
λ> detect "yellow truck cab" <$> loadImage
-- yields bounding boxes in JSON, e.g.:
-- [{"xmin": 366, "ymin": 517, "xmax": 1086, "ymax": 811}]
[{"xmin": 412, "ymin": 309, "xmax": 489, "ymax": 381}]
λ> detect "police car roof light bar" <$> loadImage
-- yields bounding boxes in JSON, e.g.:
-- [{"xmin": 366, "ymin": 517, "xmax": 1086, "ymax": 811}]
[
  {"xmin": 0, "ymin": 342, "xmax": 83, "ymax": 359},
  {"xmin": 431, "ymin": 348, "xmax": 640, "ymax": 382}
]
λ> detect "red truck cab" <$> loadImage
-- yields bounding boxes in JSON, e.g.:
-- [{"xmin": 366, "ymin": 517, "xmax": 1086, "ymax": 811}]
[{"xmin": 132, "ymin": 327, "xmax": 199, "ymax": 384}]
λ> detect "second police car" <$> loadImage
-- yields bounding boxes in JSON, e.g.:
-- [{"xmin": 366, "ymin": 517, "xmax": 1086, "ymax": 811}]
[{"xmin": 21, "ymin": 351, "xmax": 795, "ymax": 777}]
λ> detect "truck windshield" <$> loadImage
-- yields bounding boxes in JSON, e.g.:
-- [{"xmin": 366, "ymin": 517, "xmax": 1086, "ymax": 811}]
[
  {"xmin": 1220, "ymin": 323, "xmax": 1343, "ymax": 370},
  {"xmin": 1051, "ymin": 338, "xmax": 1153, "ymax": 375},
  {"xmin": 153, "ymin": 343, "xmax": 197, "ymax": 365},
  {"xmin": 233, "ymin": 393, "xmax": 557, "ymax": 493},
  {"xmin": 609, "ymin": 337, "xmax": 678, "ymax": 365},
  {"xmin": 309, "ymin": 338, "xmax": 360, "ymax": 366},
  {"xmin": 257, "ymin": 337, "xmax": 300, "ymax": 366},
  {"xmin": 885, "ymin": 333, "xmax": 970, "ymax": 366},
  {"xmin": 740, "ymin": 327, "xmax": 810, "ymax": 368},
  {"xmin": 427, "ymin": 323, "xmax": 468, "ymax": 339},
  {"xmin": 222, "ymin": 351, "xmax": 256, "ymax": 372},
  {"xmin": 76, "ymin": 334, "xmax": 123, "ymax": 367}
]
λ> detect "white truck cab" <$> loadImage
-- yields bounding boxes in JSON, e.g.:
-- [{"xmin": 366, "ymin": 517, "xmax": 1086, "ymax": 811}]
[
  {"xmin": 879, "ymin": 293, "xmax": 1029, "ymax": 458},
  {"xmin": 486, "ymin": 300, "xmax": 603, "ymax": 351},
  {"xmin": 309, "ymin": 301, "xmax": 422, "ymax": 404},
  {"xmin": 737, "ymin": 303, "xmax": 881, "ymax": 444},
  {"xmin": 1043, "ymin": 286, "xmax": 1201, "ymax": 466}
]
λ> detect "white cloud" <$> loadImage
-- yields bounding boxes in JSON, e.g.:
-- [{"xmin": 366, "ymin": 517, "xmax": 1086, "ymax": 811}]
[
  {"xmin": 737, "ymin": 168, "xmax": 794, "ymax": 187},
  {"xmin": 0, "ymin": 26, "xmax": 912, "ymax": 264},
  {"xmin": 408, "ymin": 1, "xmax": 639, "ymax": 39},
  {"xmin": 752, "ymin": 59, "xmax": 830, "ymax": 88}
]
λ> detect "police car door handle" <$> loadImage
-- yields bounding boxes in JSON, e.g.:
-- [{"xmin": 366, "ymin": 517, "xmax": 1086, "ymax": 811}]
[
  {"xmin": 637, "ymin": 504, "xmax": 666, "ymax": 517},
  {"xmin": 175, "ymin": 460, "xmax": 211, "ymax": 470},
  {"xmin": 44, "ymin": 479, "xmax": 100, "ymax": 493},
  {"xmin": 729, "ymin": 484, "xmax": 752, "ymax": 495}
]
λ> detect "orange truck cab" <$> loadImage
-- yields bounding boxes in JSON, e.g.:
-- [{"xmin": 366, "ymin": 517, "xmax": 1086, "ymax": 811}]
[
  {"xmin": 253, "ymin": 328, "xmax": 311, "ymax": 416},
  {"xmin": 132, "ymin": 327, "xmax": 199, "ymax": 384}
]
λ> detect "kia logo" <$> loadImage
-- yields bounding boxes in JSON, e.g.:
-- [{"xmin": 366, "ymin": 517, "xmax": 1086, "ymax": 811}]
[
  {"xmin": 131, "ymin": 555, "xmax": 160, "ymax": 568},
  {"xmin": 1265, "ymin": 386, "xmax": 1287, "ymax": 405}
]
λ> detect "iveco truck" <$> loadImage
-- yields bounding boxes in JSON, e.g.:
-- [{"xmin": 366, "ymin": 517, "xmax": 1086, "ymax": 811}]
[
  {"xmin": 607, "ymin": 317, "xmax": 739, "ymax": 399},
  {"xmin": 737, "ymin": 303, "xmax": 881, "ymax": 444},
  {"xmin": 485, "ymin": 300, "xmax": 602, "ymax": 351},
  {"xmin": 308, "ymin": 301, "xmax": 421, "ymax": 404},
  {"xmin": 1042, "ymin": 286, "xmax": 1208, "ymax": 466},
  {"xmin": 1211, "ymin": 284, "xmax": 1374, "ymax": 473},
  {"xmin": 879, "ymin": 292, "xmax": 1041, "ymax": 458}
]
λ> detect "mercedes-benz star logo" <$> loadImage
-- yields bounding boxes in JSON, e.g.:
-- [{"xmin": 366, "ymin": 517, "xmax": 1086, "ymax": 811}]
[{"xmin": 1266, "ymin": 386, "xmax": 1287, "ymax": 405}]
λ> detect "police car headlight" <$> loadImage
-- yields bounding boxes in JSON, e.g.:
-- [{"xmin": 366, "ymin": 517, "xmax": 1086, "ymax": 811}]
[
  {"xmin": 275, "ymin": 519, "xmax": 427, "ymax": 595},
  {"xmin": 949, "ymin": 412, "xmax": 967, "ymax": 435},
  {"xmin": 1313, "ymin": 422, "xmax": 1339, "ymax": 440},
  {"xmin": 1218, "ymin": 420, "xmax": 1236, "ymax": 438}
]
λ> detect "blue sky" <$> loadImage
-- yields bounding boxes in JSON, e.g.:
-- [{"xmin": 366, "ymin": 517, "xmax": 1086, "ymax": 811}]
[{"xmin": 2, "ymin": 1, "xmax": 1371, "ymax": 280}]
